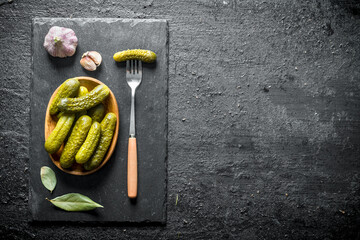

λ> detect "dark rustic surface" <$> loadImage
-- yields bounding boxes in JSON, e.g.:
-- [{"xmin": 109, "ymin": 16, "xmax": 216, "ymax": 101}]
[
  {"xmin": 30, "ymin": 18, "xmax": 168, "ymax": 222},
  {"xmin": 1, "ymin": 0, "xmax": 360, "ymax": 239}
]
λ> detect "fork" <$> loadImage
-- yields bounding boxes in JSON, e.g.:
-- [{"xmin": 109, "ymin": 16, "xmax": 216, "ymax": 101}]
[{"xmin": 126, "ymin": 59, "xmax": 142, "ymax": 199}]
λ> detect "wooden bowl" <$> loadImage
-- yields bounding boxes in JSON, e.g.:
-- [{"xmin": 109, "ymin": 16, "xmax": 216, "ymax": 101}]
[{"xmin": 44, "ymin": 76, "xmax": 119, "ymax": 176}]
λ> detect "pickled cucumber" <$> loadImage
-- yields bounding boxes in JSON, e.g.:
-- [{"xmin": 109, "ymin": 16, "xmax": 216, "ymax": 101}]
[
  {"xmin": 44, "ymin": 113, "xmax": 75, "ymax": 154},
  {"xmin": 60, "ymin": 86, "xmax": 90, "ymax": 141},
  {"xmin": 76, "ymin": 86, "xmax": 89, "ymax": 117},
  {"xmin": 84, "ymin": 113, "xmax": 117, "ymax": 171},
  {"xmin": 60, "ymin": 115, "xmax": 92, "ymax": 168},
  {"xmin": 78, "ymin": 86, "xmax": 89, "ymax": 96},
  {"xmin": 113, "ymin": 49, "xmax": 157, "ymax": 63},
  {"xmin": 88, "ymin": 103, "xmax": 106, "ymax": 122},
  {"xmin": 75, "ymin": 121, "xmax": 101, "ymax": 164},
  {"xmin": 49, "ymin": 78, "xmax": 80, "ymax": 115},
  {"xmin": 61, "ymin": 86, "xmax": 89, "ymax": 117},
  {"xmin": 56, "ymin": 111, "xmax": 65, "ymax": 120},
  {"xmin": 58, "ymin": 84, "xmax": 110, "ymax": 113}
]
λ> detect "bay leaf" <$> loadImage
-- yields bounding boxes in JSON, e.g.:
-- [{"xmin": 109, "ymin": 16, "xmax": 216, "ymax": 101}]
[
  {"xmin": 47, "ymin": 193, "xmax": 104, "ymax": 211},
  {"xmin": 40, "ymin": 166, "xmax": 57, "ymax": 193}
]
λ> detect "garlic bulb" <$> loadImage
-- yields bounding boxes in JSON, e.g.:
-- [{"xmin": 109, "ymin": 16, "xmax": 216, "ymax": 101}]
[{"xmin": 43, "ymin": 26, "xmax": 78, "ymax": 58}]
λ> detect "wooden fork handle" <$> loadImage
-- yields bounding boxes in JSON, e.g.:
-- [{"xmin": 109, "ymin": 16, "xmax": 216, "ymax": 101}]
[{"xmin": 127, "ymin": 137, "xmax": 137, "ymax": 198}]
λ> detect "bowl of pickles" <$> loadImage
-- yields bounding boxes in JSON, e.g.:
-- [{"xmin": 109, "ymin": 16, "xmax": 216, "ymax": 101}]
[{"xmin": 44, "ymin": 76, "xmax": 119, "ymax": 175}]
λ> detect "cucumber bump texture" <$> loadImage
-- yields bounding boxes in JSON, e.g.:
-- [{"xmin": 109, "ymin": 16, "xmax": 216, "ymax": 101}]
[
  {"xmin": 44, "ymin": 113, "xmax": 76, "ymax": 154},
  {"xmin": 76, "ymin": 86, "xmax": 89, "ymax": 117},
  {"xmin": 58, "ymin": 84, "xmax": 110, "ymax": 113},
  {"xmin": 75, "ymin": 121, "xmax": 101, "ymax": 164},
  {"xmin": 113, "ymin": 49, "xmax": 157, "ymax": 63},
  {"xmin": 88, "ymin": 103, "xmax": 106, "ymax": 123},
  {"xmin": 60, "ymin": 115, "xmax": 92, "ymax": 169},
  {"xmin": 84, "ymin": 113, "xmax": 117, "ymax": 171},
  {"xmin": 49, "ymin": 78, "xmax": 80, "ymax": 115},
  {"xmin": 60, "ymin": 86, "xmax": 90, "ymax": 142}
]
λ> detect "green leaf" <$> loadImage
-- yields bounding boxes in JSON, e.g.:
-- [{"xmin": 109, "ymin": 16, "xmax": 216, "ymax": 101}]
[
  {"xmin": 40, "ymin": 166, "xmax": 57, "ymax": 193},
  {"xmin": 46, "ymin": 193, "xmax": 104, "ymax": 211}
]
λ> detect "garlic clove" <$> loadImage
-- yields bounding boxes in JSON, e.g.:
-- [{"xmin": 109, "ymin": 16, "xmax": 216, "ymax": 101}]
[
  {"xmin": 86, "ymin": 51, "xmax": 102, "ymax": 66},
  {"xmin": 80, "ymin": 51, "xmax": 102, "ymax": 71},
  {"xmin": 80, "ymin": 56, "xmax": 97, "ymax": 71}
]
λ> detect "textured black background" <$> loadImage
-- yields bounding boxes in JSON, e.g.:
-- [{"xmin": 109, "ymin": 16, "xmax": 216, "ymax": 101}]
[{"xmin": 1, "ymin": 0, "xmax": 360, "ymax": 239}]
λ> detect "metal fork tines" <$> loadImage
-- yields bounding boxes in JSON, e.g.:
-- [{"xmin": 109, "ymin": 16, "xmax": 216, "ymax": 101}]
[{"xmin": 126, "ymin": 60, "xmax": 142, "ymax": 138}]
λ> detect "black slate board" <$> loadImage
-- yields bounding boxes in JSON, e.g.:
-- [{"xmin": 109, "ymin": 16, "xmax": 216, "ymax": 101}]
[{"xmin": 30, "ymin": 18, "xmax": 168, "ymax": 223}]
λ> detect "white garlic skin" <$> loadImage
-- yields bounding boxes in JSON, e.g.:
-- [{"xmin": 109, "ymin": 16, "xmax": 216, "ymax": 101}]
[{"xmin": 43, "ymin": 26, "xmax": 78, "ymax": 58}]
